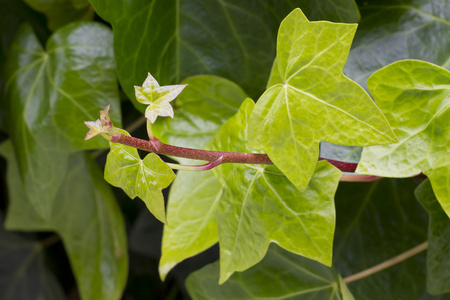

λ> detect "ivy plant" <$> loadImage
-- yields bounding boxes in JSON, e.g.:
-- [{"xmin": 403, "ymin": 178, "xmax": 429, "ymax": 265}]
[{"xmin": 1, "ymin": 0, "xmax": 449, "ymax": 299}]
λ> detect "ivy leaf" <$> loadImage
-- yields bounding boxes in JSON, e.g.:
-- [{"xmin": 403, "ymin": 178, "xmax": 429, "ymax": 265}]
[
  {"xmin": 152, "ymin": 75, "xmax": 247, "ymax": 152},
  {"xmin": 4, "ymin": 23, "xmax": 121, "ymax": 219},
  {"xmin": 333, "ymin": 179, "xmax": 428, "ymax": 299},
  {"xmin": 134, "ymin": 73, "xmax": 186, "ymax": 123},
  {"xmin": 211, "ymin": 98, "xmax": 342, "ymax": 283},
  {"xmin": 159, "ymin": 170, "xmax": 222, "ymax": 280},
  {"xmin": 24, "ymin": 0, "xmax": 94, "ymax": 31},
  {"xmin": 0, "ymin": 142, "xmax": 128, "ymax": 300},
  {"xmin": 416, "ymin": 179, "xmax": 450, "ymax": 294},
  {"xmin": 344, "ymin": 0, "xmax": 450, "ymax": 89},
  {"xmin": 88, "ymin": 1, "xmax": 359, "ymax": 105},
  {"xmin": 0, "ymin": 215, "xmax": 65, "ymax": 300},
  {"xmin": 331, "ymin": 0, "xmax": 450, "ymax": 164},
  {"xmin": 104, "ymin": 130, "xmax": 176, "ymax": 224},
  {"xmin": 248, "ymin": 8, "xmax": 397, "ymax": 192},
  {"xmin": 159, "ymin": 75, "xmax": 247, "ymax": 278},
  {"xmin": 320, "ymin": 142, "xmax": 362, "ymax": 163},
  {"xmin": 357, "ymin": 60, "xmax": 450, "ymax": 217},
  {"xmin": 186, "ymin": 244, "xmax": 354, "ymax": 300}
]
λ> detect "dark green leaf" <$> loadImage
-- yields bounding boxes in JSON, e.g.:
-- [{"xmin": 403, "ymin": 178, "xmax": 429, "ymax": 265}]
[
  {"xmin": 334, "ymin": 179, "xmax": 428, "ymax": 299},
  {"xmin": 416, "ymin": 179, "xmax": 450, "ymax": 295},
  {"xmin": 294, "ymin": 0, "xmax": 360, "ymax": 23},
  {"xmin": 211, "ymin": 99, "xmax": 342, "ymax": 283},
  {"xmin": 0, "ymin": 0, "xmax": 50, "ymax": 132},
  {"xmin": 0, "ymin": 141, "xmax": 50, "ymax": 229},
  {"xmin": 0, "ymin": 142, "xmax": 128, "ymax": 300},
  {"xmin": 186, "ymin": 244, "xmax": 354, "ymax": 300},
  {"xmin": 320, "ymin": 142, "xmax": 362, "ymax": 163},
  {"xmin": 4, "ymin": 22, "xmax": 121, "ymax": 218},
  {"xmin": 88, "ymin": 0, "xmax": 359, "ymax": 106},
  {"xmin": 357, "ymin": 60, "xmax": 450, "ymax": 217},
  {"xmin": 344, "ymin": 0, "xmax": 450, "ymax": 88},
  {"xmin": 152, "ymin": 75, "xmax": 247, "ymax": 152},
  {"xmin": 24, "ymin": 0, "xmax": 94, "ymax": 31},
  {"xmin": 104, "ymin": 130, "xmax": 176, "ymax": 224},
  {"xmin": 0, "ymin": 216, "xmax": 65, "ymax": 300},
  {"xmin": 248, "ymin": 8, "xmax": 396, "ymax": 192}
]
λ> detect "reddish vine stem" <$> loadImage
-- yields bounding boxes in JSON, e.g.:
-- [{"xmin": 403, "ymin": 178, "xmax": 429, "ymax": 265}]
[{"xmin": 111, "ymin": 134, "xmax": 359, "ymax": 172}]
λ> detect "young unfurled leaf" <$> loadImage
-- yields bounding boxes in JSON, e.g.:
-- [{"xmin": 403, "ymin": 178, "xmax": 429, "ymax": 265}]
[
  {"xmin": 104, "ymin": 130, "xmax": 176, "ymax": 223},
  {"xmin": 211, "ymin": 99, "xmax": 342, "ymax": 283},
  {"xmin": 357, "ymin": 60, "xmax": 450, "ymax": 217},
  {"xmin": 84, "ymin": 105, "xmax": 120, "ymax": 141},
  {"xmin": 84, "ymin": 119, "xmax": 110, "ymax": 140},
  {"xmin": 134, "ymin": 73, "xmax": 186, "ymax": 123},
  {"xmin": 248, "ymin": 8, "xmax": 397, "ymax": 192}
]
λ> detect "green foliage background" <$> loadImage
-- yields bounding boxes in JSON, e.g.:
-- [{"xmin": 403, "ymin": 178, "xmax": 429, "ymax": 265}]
[{"xmin": 0, "ymin": 0, "xmax": 449, "ymax": 299}]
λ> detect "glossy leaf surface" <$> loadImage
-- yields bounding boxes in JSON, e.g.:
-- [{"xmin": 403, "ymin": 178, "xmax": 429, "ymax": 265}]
[
  {"xmin": 334, "ymin": 179, "xmax": 428, "ymax": 299},
  {"xmin": 89, "ymin": 0, "xmax": 360, "ymax": 105},
  {"xmin": 158, "ymin": 76, "xmax": 247, "ymax": 278},
  {"xmin": 152, "ymin": 75, "xmax": 247, "ymax": 152},
  {"xmin": 24, "ymin": 0, "xmax": 94, "ymax": 31},
  {"xmin": 4, "ymin": 22, "xmax": 121, "ymax": 219},
  {"xmin": 344, "ymin": 0, "xmax": 450, "ymax": 88},
  {"xmin": 320, "ymin": 142, "xmax": 362, "ymax": 163},
  {"xmin": 357, "ymin": 60, "xmax": 450, "ymax": 216},
  {"xmin": 416, "ymin": 180, "xmax": 450, "ymax": 295},
  {"xmin": 212, "ymin": 99, "xmax": 342, "ymax": 283},
  {"xmin": 186, "ymin": 244, "xmax": 354, "ymax": 300},
  {"xmin": 0, "ymin": 216, "xmax": 65, "ymax": 300},
  {"xmin": 104, "ymin": 130, "xmax": 176, "ymax": 223},
  {"xmin": 332, "ymin": 0, "xmax": 450, "ymax": 161},
  {"xmin": 159, "ymin": 170, "xmax": 222, "ymax": 280},
  {"xmin": 0, "ymin": 142, "xmax": 128, "ymax": 300},
  {"xmin": 248, "ymin": 9, "xmax": 396, "ymax": 191}
]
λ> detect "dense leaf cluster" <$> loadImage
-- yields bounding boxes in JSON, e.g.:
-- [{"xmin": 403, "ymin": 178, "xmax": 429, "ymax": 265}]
[{"xmin": 0, "ymin": 0, "xmax": 449, "ymax": 299}]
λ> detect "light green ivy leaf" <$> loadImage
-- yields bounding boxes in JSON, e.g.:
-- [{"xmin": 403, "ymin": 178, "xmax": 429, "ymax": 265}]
[
  {"xmin": 248, "ymin": 8, "xmax": 396, "ymax": 192},
  {"xmin": 416, "ymin": 179, "xmax": 450, "ymax": 295},
  {"xmin": 357, "ymin": 60, "xmax": 450, "ymax": 217},
  {"xmin": 134, "ymin": 73, "xmax": 186, "ymax": 123},
  {"xmin": 4, "ymin": 22, "xmax": 121, "ymax": 219},
  {"xmin": 0, "ymin": 141, "xmax": 128, "ymax": 300},
  {"xmin": 159, "ymin": 170, "xmax": 222, "ymax": 280},
  {"xmin": 211, "ymin": 98, "xmax": 342, "ymax": 283},
  {"xmin": 104, "ymin": 130, "xmax": 176, "ymax": 224},
  {"xmin": 158, "ymin": 75, "xmax": 247, "ymax": 279},
  {"xmin": 330, "ymin": 0, "xmax": 450, "ymax": 163},
  {"xmin": 186, "ymin": 244, "xmax": 354, "ymax": 300}
]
